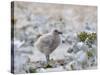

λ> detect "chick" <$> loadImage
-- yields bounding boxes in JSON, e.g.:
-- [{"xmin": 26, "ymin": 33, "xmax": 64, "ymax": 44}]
[{"xmin": 34, "ymin": 29, "xmax": 62, "ymax": 64}]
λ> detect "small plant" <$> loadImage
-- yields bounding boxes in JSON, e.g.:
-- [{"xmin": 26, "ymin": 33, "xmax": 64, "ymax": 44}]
[
  {"xmin": 77, "ymin": 32, "xmax": 89, "ymax": 42},
  {"xmin": 29, "ymin": 67, "xmax": 37, "ymax": 73},
  {"xmin": 44, "ymin": 64, "xmax": 53, "ymax": 68},
  {"xmin": 87, "ymin": 33, "xmax": 96, "ymax": 42},
  {"xmin": 78, "ymin": 32, "xmax": 96, "ymax": 42},
  {"xmin": 86, "ymin": 51, "xmax": 93, "ymax": 59}
]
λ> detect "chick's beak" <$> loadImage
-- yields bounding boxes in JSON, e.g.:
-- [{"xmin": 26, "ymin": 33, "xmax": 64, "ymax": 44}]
[{"xmin": 58, "ymin": 31, "xmax": 62, "ymax": 34}]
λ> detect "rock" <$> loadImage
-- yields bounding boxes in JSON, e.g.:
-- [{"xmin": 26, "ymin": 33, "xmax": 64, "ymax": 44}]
[
  {"xmin": 71, "ymin": 42, "xmax": 89, "ymax": 53},
  {"xmin": 64, "ymin": 53, "xmax": 75, "ymax": 64},
  {"xmin": 63, "ymin": 32, "xmax": 78, "ymax": 45},
  {"xmin": 14, "ymin": 39, "xmax": 25, "ymax": 49},
  {"xmin": 16, "ymin": 46, "xmax": 34, "ymax": 54},
  {"xmin": 14, "ymin": 55, "xmax": 29, "ymax": 73},
  {"xmin": 75, "ymin": 50, "xmax": 88, "ymax": 63},
  {"xmin": 65, "ymin": 61, "xmax": 82, "ymax": 70}
]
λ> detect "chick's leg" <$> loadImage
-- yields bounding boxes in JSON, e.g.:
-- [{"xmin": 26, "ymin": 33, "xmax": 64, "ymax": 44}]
[{"xmin": 46, "ymin": 55, "xmax": 49, "ymax": 62}]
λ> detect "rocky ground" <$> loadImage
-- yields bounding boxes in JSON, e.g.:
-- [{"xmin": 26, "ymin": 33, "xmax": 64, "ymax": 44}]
[{"xmin": 12, "ymin": 1, "xmax": 97, "ymax": 74}]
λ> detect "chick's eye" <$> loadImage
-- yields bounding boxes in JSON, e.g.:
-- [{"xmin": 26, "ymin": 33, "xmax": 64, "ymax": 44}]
[{"xmin": 54, "ymin": 30, "xmax": 58, "ymax": 32}]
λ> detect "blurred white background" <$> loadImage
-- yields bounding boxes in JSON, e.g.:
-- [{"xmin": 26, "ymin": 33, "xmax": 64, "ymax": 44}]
[{"xmin": 0, "ymin": 0, "xmax": 100, "ymax": 75}]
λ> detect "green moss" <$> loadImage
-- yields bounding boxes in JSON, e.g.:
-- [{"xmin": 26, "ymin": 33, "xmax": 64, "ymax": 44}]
[
  {"xmin": 86, "ymin": 51, "xmax": 93, "ymax": 59},
  {"xmin": 88, "ymin": 33, "xmax": 96, "ymax": 41},
  {"xmin": 29, "ymin": 68, "xmax": 37, "ymax": 73},
  {"xmin": 78, "ymin": 32, "xmax": 89, "ymax": 42},
  {"xmin": 77, "ymin": 32, "xmax": 96, "ymax": 42},
  {"xmin": 44, "ymin": 64, "xmax": 53, "ymax": 68}
]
